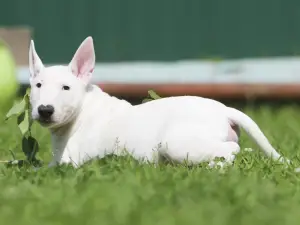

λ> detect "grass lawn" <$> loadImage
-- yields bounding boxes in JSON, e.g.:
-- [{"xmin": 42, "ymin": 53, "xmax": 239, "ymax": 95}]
[{"xmin": 0, "ymin": 101, "xmax": 300, "ymax": 225}]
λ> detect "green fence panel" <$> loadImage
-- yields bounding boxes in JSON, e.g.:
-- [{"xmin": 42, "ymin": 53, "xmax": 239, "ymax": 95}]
[{"xmin": 0, "ymin": 0, "xmax": 300, "ymax": 63}]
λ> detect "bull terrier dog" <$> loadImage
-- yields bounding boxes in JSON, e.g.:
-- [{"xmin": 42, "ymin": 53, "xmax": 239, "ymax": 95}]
[{"xmin": 28, "ymin": 36, "xmax": 290, "ymax": 168}]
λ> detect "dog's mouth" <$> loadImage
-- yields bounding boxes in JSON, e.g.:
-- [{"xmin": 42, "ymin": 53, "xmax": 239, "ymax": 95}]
[{"xmin": 37, "ymin": 117, "xmax": 54, "ymax": 126}]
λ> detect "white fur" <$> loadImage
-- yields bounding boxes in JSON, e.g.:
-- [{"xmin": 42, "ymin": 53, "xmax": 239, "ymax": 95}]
[{"xmin": 28, "ymin": 36, "xmax": 290, "ymax": 168}]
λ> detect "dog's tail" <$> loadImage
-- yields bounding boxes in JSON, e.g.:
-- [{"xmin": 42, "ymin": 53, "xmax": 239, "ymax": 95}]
[{"xmin": 226, "ymin": 107, "xmax": 289, "ymax": 163}]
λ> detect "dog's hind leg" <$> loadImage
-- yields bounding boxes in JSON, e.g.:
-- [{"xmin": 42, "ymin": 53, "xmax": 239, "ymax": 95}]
[
  {"xmin": 160, "ymin": 132, "xmax": 241, "ymax": 168},
  {"xmin": 207, "ymin": 142, "xmax": 240, "ymax": 168}
]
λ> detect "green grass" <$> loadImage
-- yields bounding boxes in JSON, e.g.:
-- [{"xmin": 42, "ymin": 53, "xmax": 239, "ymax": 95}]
[{"xmin": 1, "ymin": 102, "xmax": 300, "ymax": 225}]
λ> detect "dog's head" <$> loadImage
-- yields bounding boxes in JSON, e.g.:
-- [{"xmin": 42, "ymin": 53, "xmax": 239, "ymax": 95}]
[{"xmin": 29, "ymin": 37, "xmax": 95, "ymax": 129}]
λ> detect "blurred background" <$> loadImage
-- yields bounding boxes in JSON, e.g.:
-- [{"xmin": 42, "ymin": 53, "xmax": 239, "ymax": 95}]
[{"xmin": 1, "ymin": 0, "xmax": 300, "ymax": 106}]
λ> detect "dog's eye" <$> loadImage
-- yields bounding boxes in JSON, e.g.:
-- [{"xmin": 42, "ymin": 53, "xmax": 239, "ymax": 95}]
[
  {"xmin": 36, "ymin": 83, "xmax": 42, "ymax": 88},
  {"xmin": 62, "ymin": 85, "xmax": 70, "ymax": 91}
]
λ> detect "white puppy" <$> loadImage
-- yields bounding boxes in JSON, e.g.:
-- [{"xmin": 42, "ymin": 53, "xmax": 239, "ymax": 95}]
[{"xmin": 28, "ymin": 36, "xmax": 289, "ymax": 168}]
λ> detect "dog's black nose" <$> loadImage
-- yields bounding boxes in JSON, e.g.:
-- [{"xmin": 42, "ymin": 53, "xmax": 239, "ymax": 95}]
[{"xmin": 38, "ymin": 105, "xmax": 55, "ymax": 119}]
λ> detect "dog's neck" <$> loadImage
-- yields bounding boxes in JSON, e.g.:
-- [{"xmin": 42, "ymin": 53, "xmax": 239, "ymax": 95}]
[{"xmin": 49, "ymin": 112, "xmax": 83, "ymax": 165}]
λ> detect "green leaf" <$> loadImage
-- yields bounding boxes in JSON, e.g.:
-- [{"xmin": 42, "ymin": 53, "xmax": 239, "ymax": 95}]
[
  {"xmin": 24, "ymin": 88, "xmax": 31, "ymax": 106},
  {"xmin": 5, "ymin": 88, "xmax": 31, "ymax": 120},
  {"xmin": 18, "ymin": 110, "xmax": 30, "ymax": 135},
  {"xmin": 142, "ymin": 98, "xmax": 153, "ymax": 103},
  {"xmin": 17, "ymin": 111, "xmax": 25, "ymax": 124},
  {"xmin": 25, "ymin": 87, "xmax": 31, "ymax": 96},
  {"xmin": 148, "ymin": 90, "xmax": 161, "ymax": 100},
  {"xmin": 5, "ymin": 88, "xmax": 41, "ymax": 167},
  {"xmin": 9, "ymin": 149, "xmax": 16, "ymax": 160},
  {"xmin": 5, "ymin": 98, "xmax": 26, "ymax": 119},
  {"xmin": 22, "ymin": 135, "xmax": 39, "ymax": 162}
]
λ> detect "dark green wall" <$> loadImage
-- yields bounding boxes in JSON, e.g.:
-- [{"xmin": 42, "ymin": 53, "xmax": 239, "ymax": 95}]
[{"xmin": 1, "ymin": 0, "xmax": 300, "ymax": 63}]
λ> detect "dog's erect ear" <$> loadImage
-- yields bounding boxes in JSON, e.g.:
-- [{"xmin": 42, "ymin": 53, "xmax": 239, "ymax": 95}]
[
  {"xmin": 69, "ymin": 36, "xmax": 95, "ymax": 84},
  {"xmin": 29, "ymin": 40, "xmax": 44, "ymax": 78}
]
